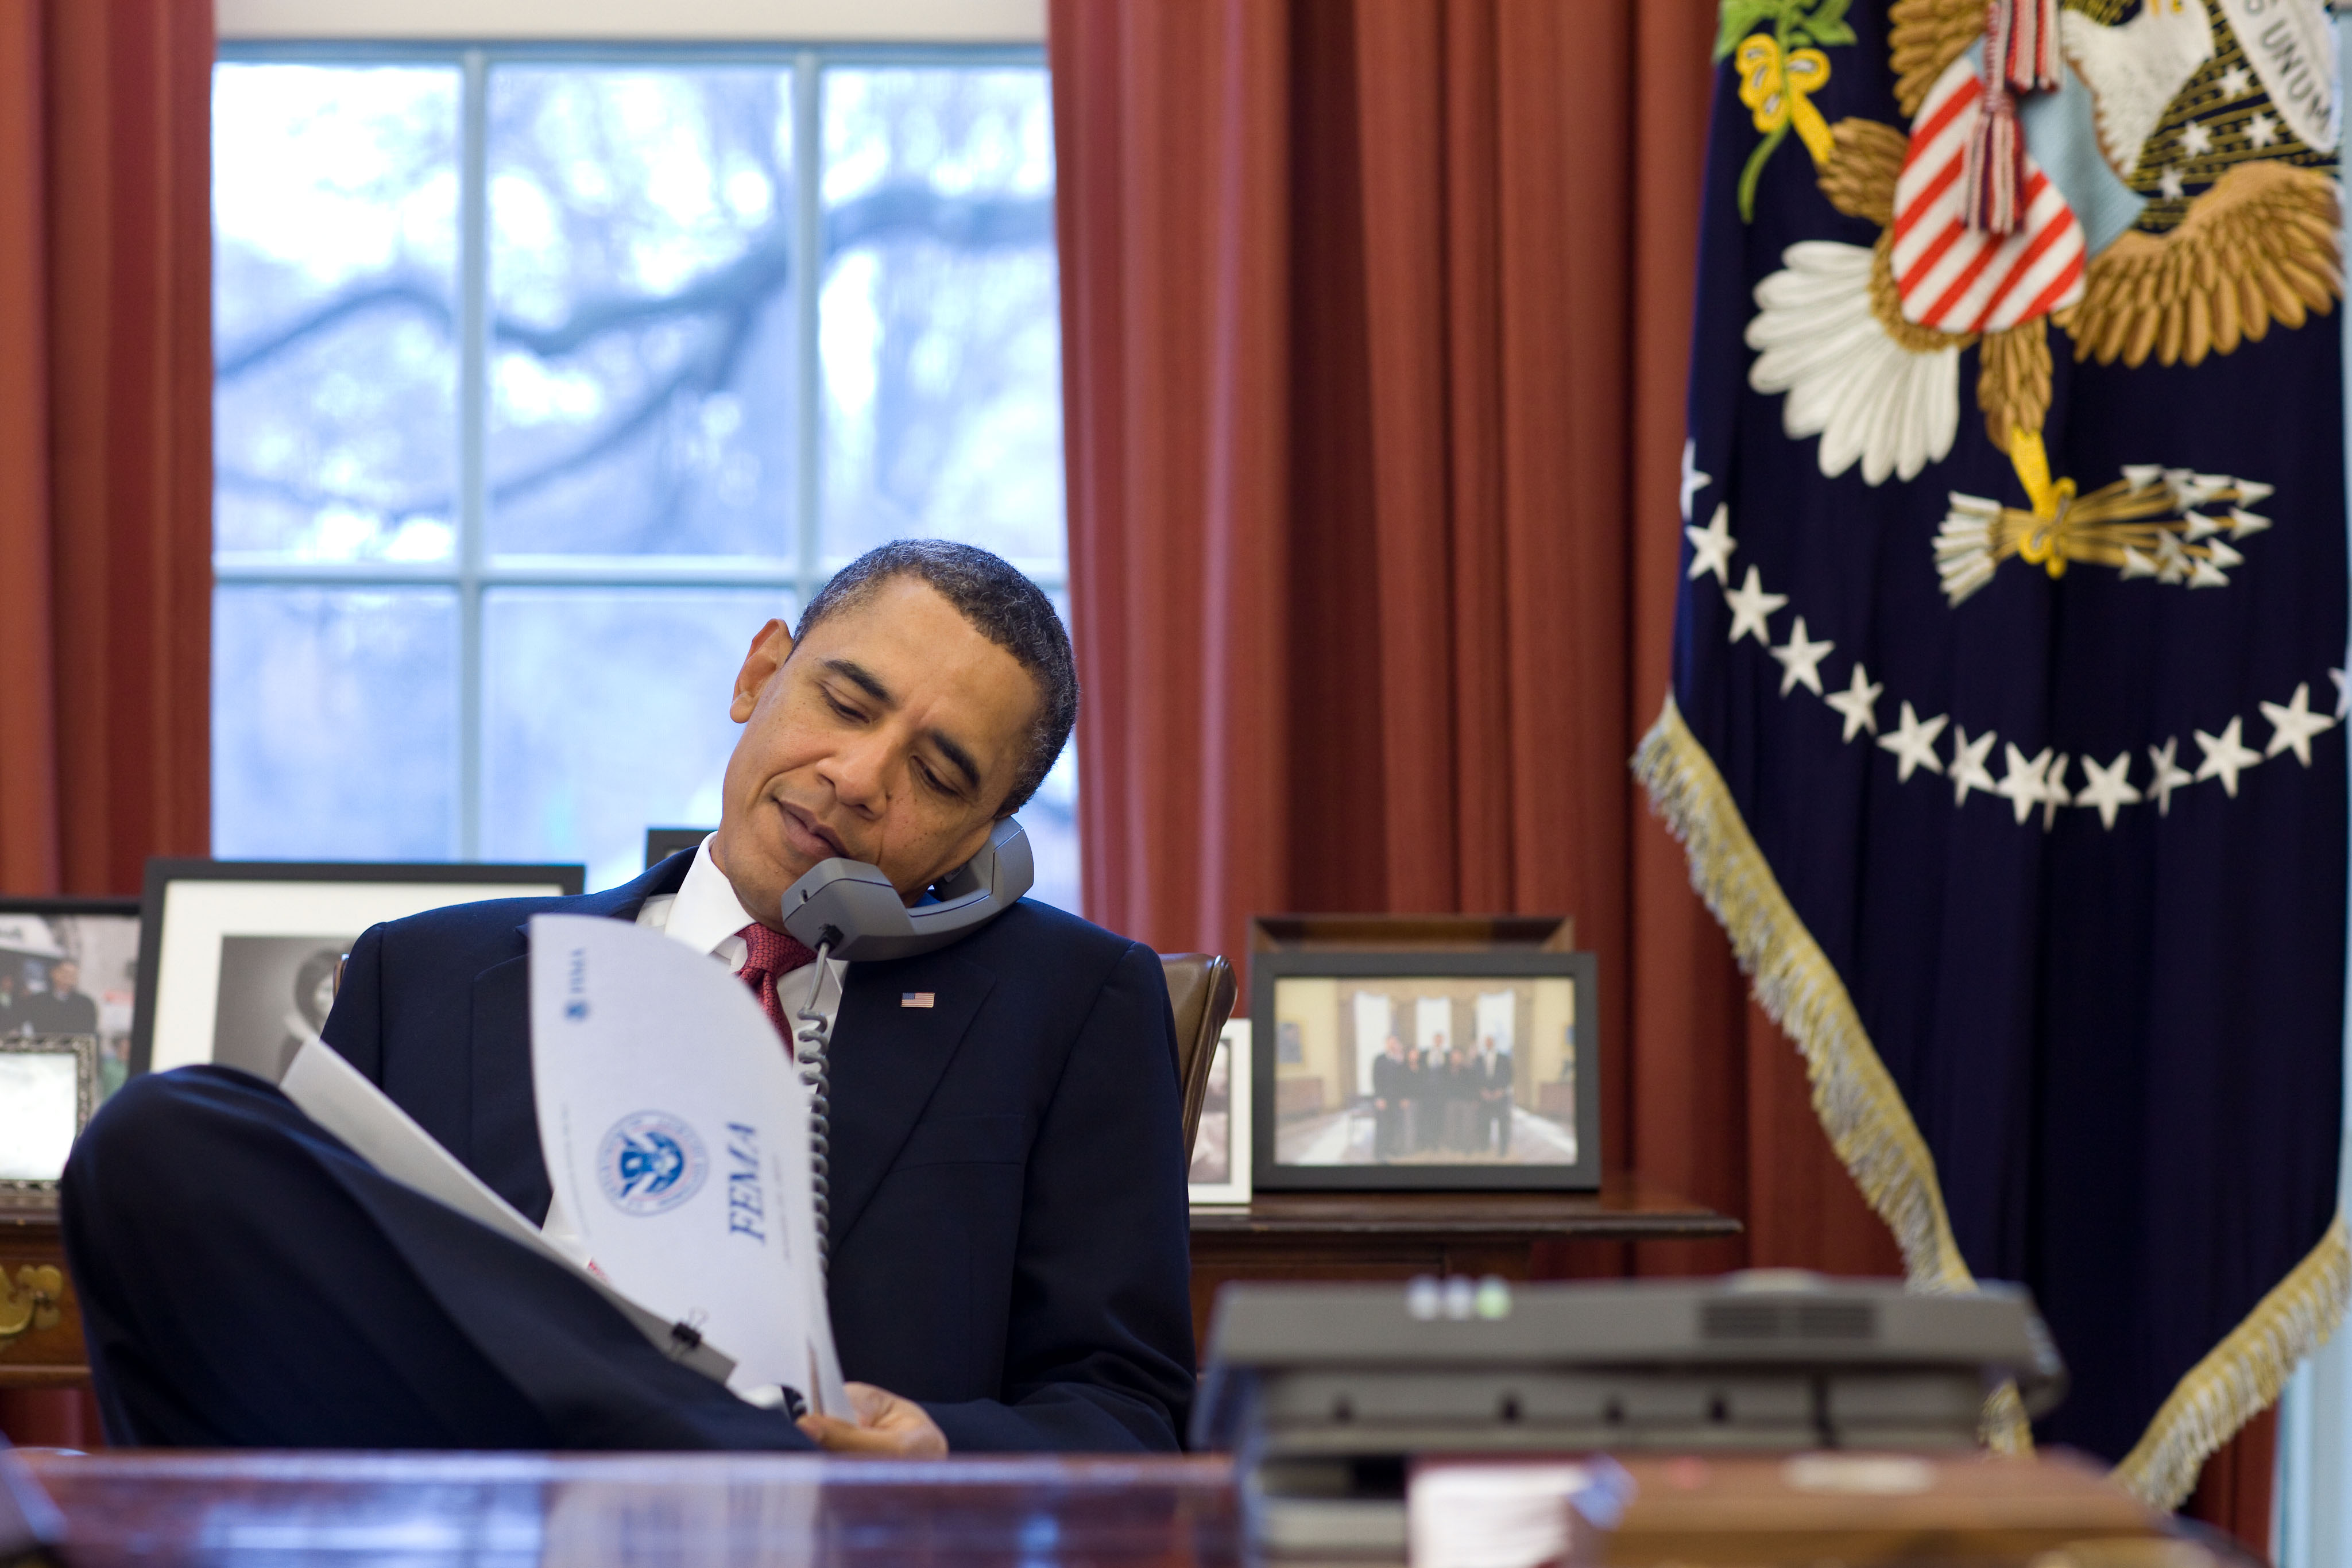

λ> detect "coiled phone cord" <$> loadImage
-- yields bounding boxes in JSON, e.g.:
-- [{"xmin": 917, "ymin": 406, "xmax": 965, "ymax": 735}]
[{"xmin": 792, "ymin": 939, "xmax": 835, "ymax": 1272}]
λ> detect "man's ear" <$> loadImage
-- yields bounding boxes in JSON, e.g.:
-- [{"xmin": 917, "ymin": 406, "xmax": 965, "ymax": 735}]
[{"xmin": 730, "ymin": 619, "xmax": 795, "ymax": 724}]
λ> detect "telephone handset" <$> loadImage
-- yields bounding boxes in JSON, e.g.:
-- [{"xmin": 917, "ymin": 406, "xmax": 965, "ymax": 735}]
[
  {"xmin": 779, "ymin": 816, "xmax": 1033, "ymax": 962},
  {"xmin": 774, "ymin": 818, "xmax": 1032, "ymax": 1268}
]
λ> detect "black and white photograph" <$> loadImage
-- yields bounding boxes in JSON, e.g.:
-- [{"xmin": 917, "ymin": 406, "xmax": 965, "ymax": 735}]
[
  {"xmin": 136, "ymin": 861, "xmax": 585, "ymax": 1077},
  {"xmin": 0, "ymin": 902, "xmax": 140, "ymax": 1098},
  {"xmin": 211, "ymin": 936, "xmax": 354, "ymax": 1082},
  {"xmin": 1252, "ymin": 950, "xmax": 1599, "ymax": 1192}
]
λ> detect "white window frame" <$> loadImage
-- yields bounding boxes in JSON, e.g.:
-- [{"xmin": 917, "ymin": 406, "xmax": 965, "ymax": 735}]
[{"xmin": 214, "ymin": 38, "xmax": 1057, "ymax": 861}]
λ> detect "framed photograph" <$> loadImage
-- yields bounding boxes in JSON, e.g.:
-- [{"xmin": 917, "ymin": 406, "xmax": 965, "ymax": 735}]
[
  {"xmin": 0, "ymin": 898, "xmax": 140, "ymax": 1099},
  {"xmin": 0, "ymin": 1035, "xmax": 99, "ymax": 1196},
  {"xmin": 1251, "ymin": 950, "xmax": 1600, "ymax": 1192},
  {"xmin": 644, "ymin": 827, "xmax": 713, "ymax": 871},
  {"xmin": 133, "ymin": 861, "xmax": 586, "ymax": 1079},
  {"xmin": 1188, "ymin": 1017, "xmax": 1254, "ymax": 1206}
]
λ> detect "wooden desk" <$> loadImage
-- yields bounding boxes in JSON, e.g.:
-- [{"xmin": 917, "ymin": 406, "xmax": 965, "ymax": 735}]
[
  {"xmin": 20, "ymin": 1451, "xmax": 1243, "ymax": 1567},
  {"xmin": 13, "ymin": 1450, "xmax": 2225, "ymax": 1568},
  {"xmin": 0, "ymin": 1205, "xmax": 79, "ymax": 1392},
  {"xmin": 1187, "ymin": 1179, "xmax": 1739, "ymax": 1353}
]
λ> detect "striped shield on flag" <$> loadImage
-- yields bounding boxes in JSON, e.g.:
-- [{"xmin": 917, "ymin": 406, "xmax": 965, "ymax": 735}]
[{"xmin": 1893, "ymin": 55, "xmax": 2086, "ymax": 334}]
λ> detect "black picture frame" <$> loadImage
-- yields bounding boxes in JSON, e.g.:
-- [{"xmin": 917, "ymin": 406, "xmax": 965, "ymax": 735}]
[
  {"xmin": 644, "ymin": 827, "xmax": 714, "ymax": 871},
  {"xmin": 1250, "ymin": 948, "xmax": 1600, "ymax": 1192},
  {"xmin": 132, "ymin": 860, "xmax": 585, "ymax": 1077}
]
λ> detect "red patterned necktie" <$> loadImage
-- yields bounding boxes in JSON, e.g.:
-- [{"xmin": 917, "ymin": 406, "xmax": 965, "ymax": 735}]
[{"xmin": 736, "ymin": 922, "xmax": 819, "ymax": 1039}]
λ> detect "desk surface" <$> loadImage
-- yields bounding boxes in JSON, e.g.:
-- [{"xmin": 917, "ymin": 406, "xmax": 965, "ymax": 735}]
[
  {"xmin": 15, "ymin": 1449, "xmax": 2213, "ymax": 1568},
  {"xmin": 21, "ymin": 1451, "xmax": 1242, "ymax": 1568},
  {"xmin": 1188, "ymin": 1178, "xmax": 1742, "ymax": 1242}
]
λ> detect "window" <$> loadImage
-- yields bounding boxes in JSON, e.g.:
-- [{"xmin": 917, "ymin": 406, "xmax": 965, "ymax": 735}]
[{"xmin": 211, "ymin": 45, "xmax": 1077, "ymax": 904}]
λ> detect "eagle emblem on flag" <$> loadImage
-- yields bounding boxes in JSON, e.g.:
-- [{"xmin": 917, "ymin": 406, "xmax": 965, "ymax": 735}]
[{"xmin": 1649, "ymin": 0, "xmax": 2347, "ymax": 1507}]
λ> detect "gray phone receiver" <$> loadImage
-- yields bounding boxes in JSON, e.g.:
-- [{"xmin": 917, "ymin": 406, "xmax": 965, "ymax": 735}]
[{"xmin": 779, "ymin": 816, "xmax": 1033, "ymax": 962}]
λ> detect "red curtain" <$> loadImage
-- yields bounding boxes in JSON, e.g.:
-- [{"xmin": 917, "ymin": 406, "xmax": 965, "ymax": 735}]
[
  {"xmin": 1050, "ymin": 0, "xmax": 2268, "ymax": 1543},
  {"xmin": 1050, "ymin": 0, "xmax": 1891, "ymax": 1284},
  {"xmin": 0, "ymin": 0, "xmax": 212, "ymax": 1448}
]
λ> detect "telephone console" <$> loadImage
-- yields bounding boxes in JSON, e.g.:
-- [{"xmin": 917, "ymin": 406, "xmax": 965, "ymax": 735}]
[{"xmin": 1194, "ymin": 1271, "xmax": 2067, "ymax": 1559}]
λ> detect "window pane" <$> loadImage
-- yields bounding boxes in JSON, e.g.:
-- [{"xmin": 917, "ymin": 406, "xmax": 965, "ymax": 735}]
[
  {"xmin": 483, "ymin": 589, "xmax": 792, "ymax": 891},
  {"xmin": 819, "ymin": 68, "xmax": 1062, "ymax": 579},
  {"xmin": 1024, "ymin": 744, "xmax": 1080, "ymax": 913},
  {"xmin": 214, "ymin": 65, "xmax": 461, "ymax": 564},
  {"xmin": 212, "ymin": 587, "xmax": 459, "ymax": 858},
  {"xmin": 486, "ymin": 68, "xmax": 799, "ymax": 560}
]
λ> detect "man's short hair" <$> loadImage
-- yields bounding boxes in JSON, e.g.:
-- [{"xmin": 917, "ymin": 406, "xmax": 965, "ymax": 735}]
[{"xmin": 796, "ymin": 540, "xmax": 1078, "ymax": 815}]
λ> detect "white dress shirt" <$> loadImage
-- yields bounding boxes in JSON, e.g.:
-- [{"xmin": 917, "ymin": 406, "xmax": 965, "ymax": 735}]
[
  {"xmin": 636, "ymin": 833, "xmax": 845, "ymax": 1031},
  {"xmin": 543, "ymin": 835, "xmax": 843, "ymax": 1256}
]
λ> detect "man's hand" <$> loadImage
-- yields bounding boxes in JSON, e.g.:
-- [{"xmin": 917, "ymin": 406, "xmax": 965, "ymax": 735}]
[{"xmin": 796, "ymin": 1381, "xmax": 949, "ymax": 1456}]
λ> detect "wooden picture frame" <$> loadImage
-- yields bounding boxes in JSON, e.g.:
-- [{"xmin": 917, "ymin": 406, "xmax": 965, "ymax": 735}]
[
  {"xmin": 1250, "ymin": 948, "xmax": 1600, "ymax": 1192},
  {"xmin": 133, "ymin": 860, "xmax": 586, "ymax": 1078}
]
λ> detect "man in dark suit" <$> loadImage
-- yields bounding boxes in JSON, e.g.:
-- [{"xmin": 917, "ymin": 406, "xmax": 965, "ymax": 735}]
[
  {"xmin": 1368, "ymin": 1033, "xmax": 1407, "ymax": 1159},
  {"xmin": 22, "ymin": 960, "xmax": 97, "ymax": 1037},
  {"xmin": 1475, "ymin": 1036, "xmax": 1513, "ymax": 1156},
  {"xmin": 62, "ymin": 541, "xmax": 1194, "ymax": 1457}
]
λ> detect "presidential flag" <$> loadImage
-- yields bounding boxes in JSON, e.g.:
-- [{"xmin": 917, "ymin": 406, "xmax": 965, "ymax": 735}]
[{"xmin": 1641, "ymin": 0, "xmax": 2347, "ymax": 1503}]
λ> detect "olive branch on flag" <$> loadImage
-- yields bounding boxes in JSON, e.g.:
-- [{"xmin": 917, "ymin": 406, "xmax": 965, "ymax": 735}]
[{"xmin": 1716, "ymin": 0, "xmax": 1856, "ymax": 220}]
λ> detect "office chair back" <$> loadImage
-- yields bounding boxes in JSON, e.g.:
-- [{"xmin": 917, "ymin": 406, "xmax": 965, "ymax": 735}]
[{"xmin": 1158, "ymin": 953, "xmax": 1238, "ymax": 1162}]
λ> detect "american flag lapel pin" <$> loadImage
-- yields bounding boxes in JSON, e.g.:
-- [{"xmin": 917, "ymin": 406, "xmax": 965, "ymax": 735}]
[{"xmin": 901, "ymin": 992, "xmax": 935, "ymax": 1008}]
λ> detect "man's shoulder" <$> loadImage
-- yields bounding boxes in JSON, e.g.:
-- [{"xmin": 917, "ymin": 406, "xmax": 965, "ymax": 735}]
[
  {"xmin": 373, "ymin": 889, "xmax": 590, "ymax": 954},
  {"xmin": 954, "ymin": 896, "xmax": 1146, "ymax": 976},
  {"xmin": 365, "ymin": 859, "xmax": 683, "ymax": 971}
]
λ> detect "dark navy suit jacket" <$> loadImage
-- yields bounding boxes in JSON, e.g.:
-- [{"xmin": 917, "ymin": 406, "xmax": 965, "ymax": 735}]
[{"xmin": 320, "ymin": 852, "xmax": 1197, "ymax": 1452}]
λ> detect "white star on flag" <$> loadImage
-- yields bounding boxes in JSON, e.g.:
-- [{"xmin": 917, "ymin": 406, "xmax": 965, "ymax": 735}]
[
  {"xmin": 1685, "ymin": 503, "xmax": 1735, "ymax": 586},
  {"xmin": 2332, "ymin": 666, "xmax": 2349, "ymax": 718},
  {"xmin": 2193, "ymin": 717, "xmax": 2262, "ymax": 796},
  {"xmin": 1877, "ymin": 702, "xmax": 1945, "ymax": 780},
  {"xmin": 2158, "ymin": 165, "xmax": 2186, "ymax": 200},
  {"xmin": 2218, "ymin": 64, "xmax": 2251, "ymax": 99},
  {"xmin": 2180, "ymin": 120, "xmax": 2213, "ymax": 158},
  {"xmin": 1770, "ymin": 617, "xmax": 1834, "ymax": 696},
  {"xmin": 1950, "ymin": 726, "xmax": 1998, "ymax": 806},
  {"xmin": 2260, "ymin": 683, "xmax": 2337, "ymax": 766},
  {"xmin": 2147, "ymin": 737, "xmax": 2193, "ymax": 815},
  {"xmin": 1679, "ymin": 438, "xmax": 1710, "ymax": 522},
  {"xmin": 1825, "ymin": 663, "xmax": 1883, "ymax": 741},
  {"xmin": 1724, "ymin": 567, "xmax": 1786, "ymax": 646},
  {"xmin": 2075, "ymin": 751, "xmax": 2141, "ymax": 829},
  {"xmin": 2247, "ymin": 111, "xmax": 2280, "ymax": 149},
  {"xmin": 1994, "ymin": 744, "xmax": 2054, "ymax": 826},
  {"xmin": 2042, "ymin": 754, "xmax": 2072, "ymax": 830}
]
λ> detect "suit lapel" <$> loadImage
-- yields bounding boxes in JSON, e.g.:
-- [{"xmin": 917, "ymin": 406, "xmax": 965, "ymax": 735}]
[
  {"xmin": 825, "ymin": 946, "xmax": 996, "ymax": 1251},
  {"xmin": 465, "ymin": 853, "xmax": 697, "ymax": 1219}
]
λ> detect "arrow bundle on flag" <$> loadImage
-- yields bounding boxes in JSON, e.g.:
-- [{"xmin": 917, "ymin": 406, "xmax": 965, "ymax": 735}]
[{"xmin": 1650, "ymin": 0, "xmax": 2347, "ymax": 1506}]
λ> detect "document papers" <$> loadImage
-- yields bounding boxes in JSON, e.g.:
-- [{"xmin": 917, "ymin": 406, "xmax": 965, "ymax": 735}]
[
  {"xmin": 527, "ymin": 913, "xmax": 846, "ymax": 1419},
  {"xmin": 278, "ymin": 1036, "xmax": 737, "ymax": 1386}
]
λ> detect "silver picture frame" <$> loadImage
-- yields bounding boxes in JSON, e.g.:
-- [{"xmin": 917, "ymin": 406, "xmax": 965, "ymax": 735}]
[{"xmin": 0, "ymin": 1034, "xmax": 99, "ymax": 1198}]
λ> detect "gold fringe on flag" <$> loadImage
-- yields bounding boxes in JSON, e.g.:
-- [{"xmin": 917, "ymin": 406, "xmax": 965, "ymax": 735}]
[
  {"xmin": 1634, "ymin": 691, "xmax": 2349, "ymax": 1502},
  {"xmin": 2115, "ymin": 1214, "xmax": 2349, "ymax": 1508},
  {"xmin": 1633, "ymin": 694, "xmax": 1975, "ymax": 1295}
]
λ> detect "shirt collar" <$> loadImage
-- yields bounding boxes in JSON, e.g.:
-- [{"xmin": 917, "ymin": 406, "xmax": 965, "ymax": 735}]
[{"xmin": 656, "ymin": 834, "xmax": 766, "ymax": 961}]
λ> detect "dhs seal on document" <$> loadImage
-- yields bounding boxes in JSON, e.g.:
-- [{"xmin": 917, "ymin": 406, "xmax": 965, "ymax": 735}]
[{"xmin": 597, "ymin": 1112, "xmax": 709, "ymax": 1215}]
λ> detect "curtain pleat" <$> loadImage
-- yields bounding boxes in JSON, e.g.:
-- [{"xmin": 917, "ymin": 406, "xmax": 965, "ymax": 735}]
[{"xmin": 0, "ymin": 0, "xmax": 211, "ymax": 1452}]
